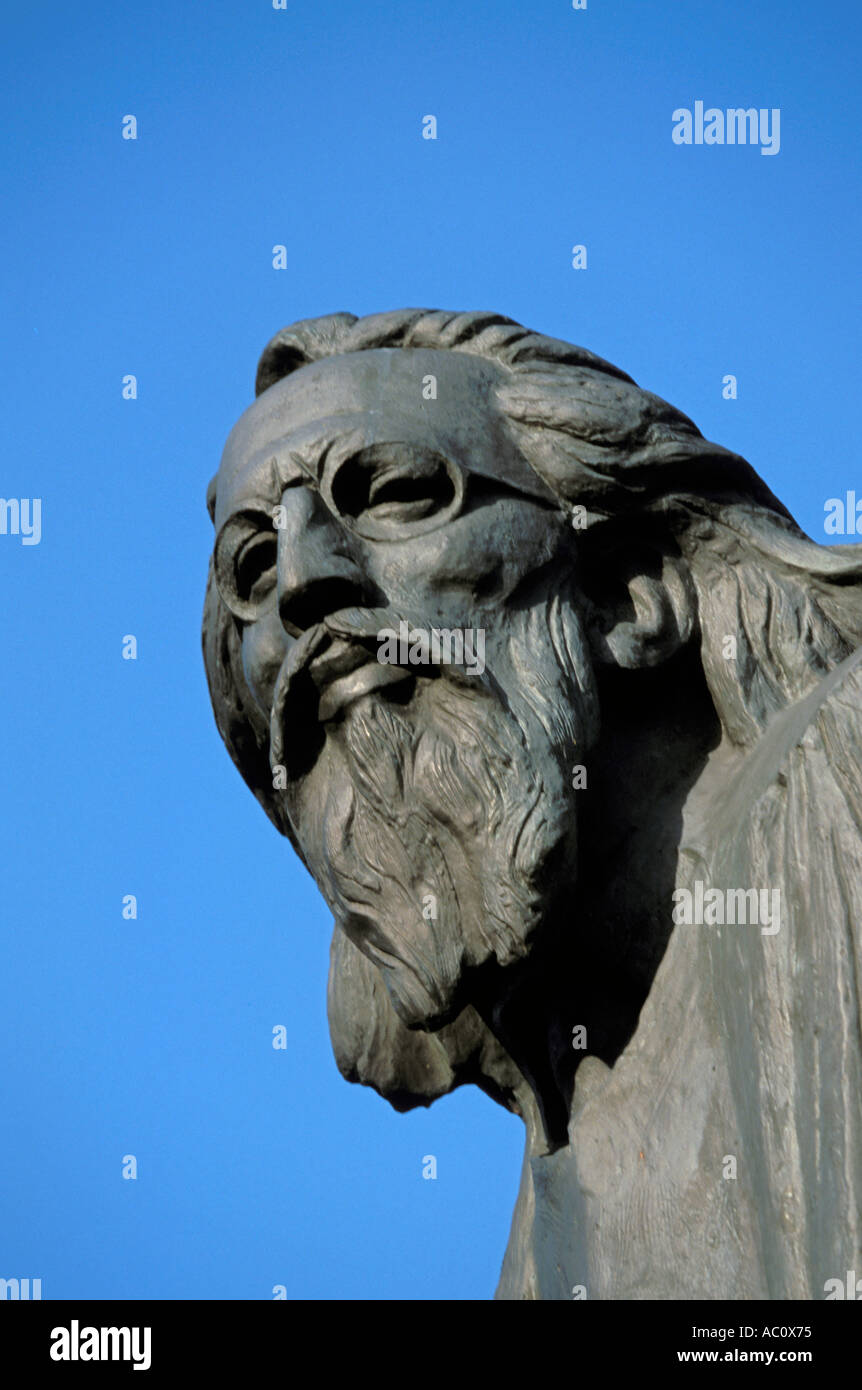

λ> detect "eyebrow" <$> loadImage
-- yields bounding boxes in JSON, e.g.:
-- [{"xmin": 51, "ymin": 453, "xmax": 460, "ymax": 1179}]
[
  {"xmin": 281, "ymin": 430, "xmax": 344, "ymax": 488},
  {"xmin": 222, "ymin": 428, "xmax": 348, "ymax": 523},
  {"xmin": 279, "ymin": 430, "xmax": 463, "ymax": 497}
]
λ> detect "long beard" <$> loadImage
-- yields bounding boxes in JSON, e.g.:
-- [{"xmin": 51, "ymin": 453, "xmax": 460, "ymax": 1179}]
[{"xmin": 279, "ymin": 588, "xmax": 598, "ymax": 1029}]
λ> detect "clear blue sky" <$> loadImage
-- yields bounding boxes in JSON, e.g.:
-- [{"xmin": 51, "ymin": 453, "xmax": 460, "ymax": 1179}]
[{"xmin": 1, "ymin": 0, "xmax": 859, "ymax": 1299}]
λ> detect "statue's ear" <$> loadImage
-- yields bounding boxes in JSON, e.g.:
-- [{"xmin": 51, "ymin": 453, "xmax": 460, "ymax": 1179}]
[{"xmin": 582, "ymin": 532, "xmax": 696, "ymax": 670}]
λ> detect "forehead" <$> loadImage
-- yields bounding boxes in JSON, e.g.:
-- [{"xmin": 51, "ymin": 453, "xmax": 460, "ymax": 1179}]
[{"xmin": 213, "ymin": 347, "xmax": 511, "ymax": 529}]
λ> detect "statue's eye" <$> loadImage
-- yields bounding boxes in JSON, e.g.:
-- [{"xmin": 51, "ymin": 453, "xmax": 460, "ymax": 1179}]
[
  {"xmin": 235, "ymin": 530, "xmax": 277, "ymax": 604},
  {"xmin": 329, "ymin": 445, "xmax": 461, "ymax": 535},
  {"xmin": 214, "ymin": 504, "xmax": 279, "ymax": 620},
  {"xmin": 365, "ymin": 463, "xmax": 453, "ymax": 518}
]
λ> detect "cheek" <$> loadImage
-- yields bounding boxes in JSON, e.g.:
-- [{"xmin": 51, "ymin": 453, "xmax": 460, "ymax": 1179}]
[
  {"xmin": 240, "ymin": 604, "xmax": 289, "ymax": 718},
  {"xmin": 370, "ymin": 501, "xmax": 567, "ymax": 604}
]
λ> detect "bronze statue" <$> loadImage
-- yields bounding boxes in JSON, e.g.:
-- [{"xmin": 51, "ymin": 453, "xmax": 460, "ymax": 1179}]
[{"xmin": 204, "ymin": 310, "xmax": 862, "ymax": 1299}]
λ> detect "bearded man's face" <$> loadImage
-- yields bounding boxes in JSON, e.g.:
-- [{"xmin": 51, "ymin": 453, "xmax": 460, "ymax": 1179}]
[{"xmin": 212, "ymin": 347, "xmax": 598, "ymax": 1030}]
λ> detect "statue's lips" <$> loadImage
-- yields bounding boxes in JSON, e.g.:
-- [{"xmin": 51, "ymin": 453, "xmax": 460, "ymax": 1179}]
[
  {"xmin": 311, "ymin": 640, "xmax": 413, "ymax": 721},
  {"xmin": 270, "ymin": 608, "xmax": 420, "ymax": 768}
]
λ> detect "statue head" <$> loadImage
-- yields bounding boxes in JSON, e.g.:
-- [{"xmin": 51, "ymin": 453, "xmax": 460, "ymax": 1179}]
[{"xmin": 203, "ymin": 310, "xmax": 862, "ymax": 1141}]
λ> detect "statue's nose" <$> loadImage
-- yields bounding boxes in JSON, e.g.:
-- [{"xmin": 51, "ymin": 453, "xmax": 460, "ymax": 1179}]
[{"xmin": 276, "ymin": 486, "xmax": 370, "ymax": 636}]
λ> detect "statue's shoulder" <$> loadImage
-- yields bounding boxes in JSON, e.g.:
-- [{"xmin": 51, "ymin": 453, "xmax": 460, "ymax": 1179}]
[
  {"xmin": 796, "ymin": 641, "xmax": 862, "ymax": 727},
  {"xmin": 797, "ymin": 646, "xmax": 862, "ymax": 865},
  {"xmin": 726, "ymin": 643, "xmax": 862, "ymax": 828},
  {"xmin": 803, "ymin": 643, "xmax": 862, "ymax": 790},
  {"xmin": 688, "ymin": 643, "xmax": 862, "ymax": 919}
]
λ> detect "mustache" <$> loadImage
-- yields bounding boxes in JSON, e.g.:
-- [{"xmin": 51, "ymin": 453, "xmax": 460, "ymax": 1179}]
[
  {"xmin": 270, "ymin": 607, "xmax": 382, "ymax": 771},
  {"xmin": 269, "ymin": 606, "xmax": 487, "ymax": 774}
]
